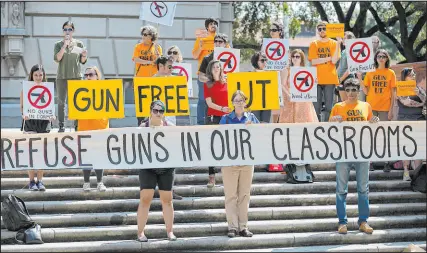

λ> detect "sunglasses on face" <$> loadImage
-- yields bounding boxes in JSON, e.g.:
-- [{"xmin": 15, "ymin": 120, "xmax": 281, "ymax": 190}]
[
  {"xmin": 214, "ymin": 40, "xmax": 225, "ymax": 43},
  {"xmin": 377, "ymin": 55, "xmax": 387, "ymax": 59},
  {"xmin": 259, "ymin": 58, "xmax": 267, "ymax": 63},
  {"xmin": 292, "ymin": 55, "xmax": 301, "ymax": 59},
  {"xmin": 317, "ymin": 27, "xmax": 326, "ymax": 32},
  {"xmin": 63, "ymin": 28, "xmax": 73, "ymax": 32},
  {"xmin": 152, "ymin": 109, "xmax": 165, "ymax": 114},
  {"xmin": 168, "ymin": 51, "xmax": 178, "ymax": 55},
  {"xmin": 270, "ymin": 29, "xmax": 279, "ymax": 32},
  {"xmin": 345, "ymin": 88, "xmax": 359, "ymax": 93},
  {"xmin": 142, "ymin": 33, "xmax": 152, "ymax": 37},
  {"xmin": 84, "ymin": 73, "xmax": 96, "ymax": 78}
]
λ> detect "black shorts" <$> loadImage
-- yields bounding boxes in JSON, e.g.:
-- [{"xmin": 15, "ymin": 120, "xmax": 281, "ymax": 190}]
[{"xmin": 139, "ymin": 168, "xmax": 175, "ymax": 191}]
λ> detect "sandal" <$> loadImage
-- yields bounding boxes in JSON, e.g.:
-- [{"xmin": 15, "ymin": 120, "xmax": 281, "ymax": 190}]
[
  {"xmin": 168, "ymin": 232, "xmax": 177, "ymax": 241},
  {"xmin": 136, "ymin": 234, "xmax": 148, "ymax": 242}
]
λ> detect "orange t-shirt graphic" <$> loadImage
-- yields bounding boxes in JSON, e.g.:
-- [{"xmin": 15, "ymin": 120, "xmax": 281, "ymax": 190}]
[
  {"xmin": 363, "ymin": 68, "xmax": 397, "ymax": 112},
  {"xmin": 330, "ymin": 101, "xmax": 373, "ymax": 121},
  {"xmin": 133, "ymin": 43, "xmax": 163, "ymax": 77},
  {"xmin": 308, "ymin": 39, "xmax": 340, "ymax": 85}
]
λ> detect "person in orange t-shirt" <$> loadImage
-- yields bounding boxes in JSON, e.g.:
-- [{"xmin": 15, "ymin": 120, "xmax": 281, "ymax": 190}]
[
  {"xmin": 308, "ymin": 21, "xmax": 341, "ymax": 122},
  {"xmin": 360, "ymin": 49, "xmax": 397, "ymax": 121},
  {"xmin": 78, "ymin": 66, "xmax": 108, "ymax": 192}
]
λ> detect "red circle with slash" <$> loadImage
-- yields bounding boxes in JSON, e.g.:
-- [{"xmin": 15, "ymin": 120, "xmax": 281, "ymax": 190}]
[
  {"xmin": 172, "ymin": 66, "xmax": 189, "ymax": 82},
  {"xmin": 265, "ymin": 41, "xmax": 286, "ymax": 61},
  {"xmin": 217, "ymin": 51, "xmax": 237, "ymax": 74},
  {"xmin": 349, "ymin": 41, "xmax": 371, "ymax": 64},
  {"xmin": 293, "ymin": 71, "xmax": 314, "ymax": 92},
  {"xmin": 27, "ymin": 85, "xmax": 52, "ymax": 109},
  {"xmin": 150, "ymin": 1, "xmax": 168, "ymax": 18}
]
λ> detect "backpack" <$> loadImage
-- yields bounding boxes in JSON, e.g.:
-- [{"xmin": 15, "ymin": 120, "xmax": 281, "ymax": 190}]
[
  {"xmin": 1, "ymin": 194, "xmax": 35, "ymax": 231},
  {"xmin": 284, "ymin": 164, "xmax": 315, "ymax": 184},
  {"xmin": 410, "ymin": 163, "xmax": 426, "ymax": 193}
]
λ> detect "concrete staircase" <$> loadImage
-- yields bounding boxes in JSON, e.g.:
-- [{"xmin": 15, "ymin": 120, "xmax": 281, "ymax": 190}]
[{"xmin": 1, "ymin": 165, "xmax": 426, "ymax": 252}]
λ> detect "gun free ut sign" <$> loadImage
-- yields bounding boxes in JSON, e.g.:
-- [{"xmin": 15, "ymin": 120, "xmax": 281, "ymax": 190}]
[
  {"xmin": 345, "ymin": 37, "xmax": 375, "ymax": 74},
  {"xmin": 23, "ymin": 81, "xmax": 55, "ymax": 120}
]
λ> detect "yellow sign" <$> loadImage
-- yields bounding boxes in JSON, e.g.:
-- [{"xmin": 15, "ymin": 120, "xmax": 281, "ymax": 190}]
[
  {"xmin": 397, "ymin": 80, "xmax": 417, "ymax": 97},
  {"xmin": 227, "ymin": 71, "xmax": 280, "ymax": 111},
  {"xmin": 134, "ymin": 76, "xmax": 189, "ymax": 117},
  {"xmin": 326, "ymin": 24, "xmax": 344, "ymax": 38},
  {"xmin": 67, "ymin": 79, "xmax": 124, "ymax": 120}
]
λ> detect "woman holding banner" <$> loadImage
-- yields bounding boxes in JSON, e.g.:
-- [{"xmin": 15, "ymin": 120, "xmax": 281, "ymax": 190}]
[
  {"xmin": 78, "ymin": 66, "xmax": 108, "ymax": 192},
  {"xmin": 137, "ymin": 100, "xmax": 177, "ymax": 242},
  {"xmin": 219, "ymin": 90, "xmax": 259, "ymax": 238},
  {"xmin": 205, "ymin": 60, "xmax": 229, "ymax": 187},
  {"xmin": 19, "ymin": 64, "xmax": 55, "ymax": 191},
  {"xmin": 132, "ymin": 25, "xmax": 162, "ymax": 126},
  {"xmin": 397, "ymin": 68, "xmax": 426, "ymax": 181}
]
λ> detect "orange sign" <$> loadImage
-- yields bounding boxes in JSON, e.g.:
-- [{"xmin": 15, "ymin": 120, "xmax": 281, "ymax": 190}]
[{"xmin": 396, "ymin": 80, "xmax": 417, "ymax": 97}]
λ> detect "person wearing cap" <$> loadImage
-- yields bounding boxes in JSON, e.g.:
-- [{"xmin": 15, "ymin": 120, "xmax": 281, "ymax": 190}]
[{"xmin": 136, "ymin": 100, "xmax": 177, "ymax": 242}]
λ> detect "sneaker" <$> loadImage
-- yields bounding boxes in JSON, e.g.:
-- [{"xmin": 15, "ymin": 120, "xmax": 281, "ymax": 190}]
[
  {"xmin": 58, "ymin": 123, "xmax": 65, "ymax": 133},
  {"xmin": 239, "ymin": 228, "xmax": 253, "ymax": 237},
  {"xmin": 403, "ymin": 171, "xmax": 411, "ymax": 181},
  {"xmin": 172, "ymin": 191, "xmax": 183, "ymax": 200},
  {"xmin": 359, "ymin": 222, "xmax": 374, "ymax": 234},
  {"xmin": 97, "ymin": 182, "xmax": 107, "ymax": 192},
  {"xmin": 29, "ymin": 180, "xmax": 38, "ymax": 191},
  {"xmin": 227, "ymin": 229, "xmax": 237, "ymax": 238},
  {"xmin": 338, "ymin": 224, "xmax": 348, "ymax": 234},
  {"xmin": 83, "ymin": 182, "xmax": 91, "ymax": 191},
  {"xmin": 207, "ymin": 174, "xmax": 215, "ymax": 188},
  {"xmin": 36, "ymin": 181, "xmax": 46, "ymax": 191}
]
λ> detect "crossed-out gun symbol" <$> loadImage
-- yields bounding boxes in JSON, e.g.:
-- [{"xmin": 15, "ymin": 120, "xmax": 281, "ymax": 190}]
[
  {"xmin": 153, "ymin": 2, "xmax": 164, "ymax": 16},
  {"xmin": 269, "ymin": 47, "xmax": 282, "ymax": 56},
  {"xmin": 219, "ymin": 58, "xmax": 232, "ymax": 68},
  {"xmin": 31, "ymin": 93, "xmax": 46, "ymax": 103},
  {"xmin": 297, "ymin": 77, "xmax": 310, "ymax": 87},
  {"xmin": 353, "ymin": 48, "xmax": 366, "ymax": 57}
]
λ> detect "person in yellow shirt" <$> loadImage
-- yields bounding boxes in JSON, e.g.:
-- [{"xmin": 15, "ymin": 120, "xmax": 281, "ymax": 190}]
[
  {"xmin": 308, "ymin": 21, "xmax": 341, "ymax": 122},
  {"xmin": 78, "ymin": 66, "xmax": 108, "ymax": 192},
  {"xmin": 360, "ymin": 49, "xmax": 397, "ymax": 121},
  {"xmin": 192, "ymin": 18, "xmax": 218, "ymax": 125},
  {"xmin": 330, "ymin": 78, "xmax": 379, "ymax": 235}
]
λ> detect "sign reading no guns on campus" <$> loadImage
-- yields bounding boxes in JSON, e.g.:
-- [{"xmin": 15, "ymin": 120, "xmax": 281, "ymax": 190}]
[
  {"xmin": 1, "ymin": 122, "xmax": 425, "ymax": 170},
  {"xmin": 67, "ymin": 80, "xmax": 125, "ymax": 120},
  {"xmin": 134, "ymin": 76, "xmax": 189, "ymax": 117},
  {"xmin": 345, "ymin": 37, "xmax": 375, "ymax": 74},
  {"xmin": 23, "ymin": 81, "xmax": 55, "ymax": 120}
]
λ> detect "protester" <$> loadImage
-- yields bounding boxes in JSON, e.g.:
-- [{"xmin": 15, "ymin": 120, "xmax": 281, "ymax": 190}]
[
  {"xmin": 250, "ymin": 51, "xmax": 272, "ymax": 123},
  {"xmin": 330, "ymin": 78, "xmax": 379, "ymax": 235},
  {"xmin": 136, "ymin": 100, "xmax": 177, "ymax": 242},
  {"xmin": 54, "ymin": 21, "xmax": 88, "ymax": 132},
  {"xmin": 205, "ymin": 60, "xmax": 229, "ymax": 187},
  {"xmin": 372, "ymin": 35, "xmax": 381, "ymax": 54},
  {"xmin": 167, "ymin": 45, "xmax": 184, "ymax": 63},
  {"xmin": 193, "ymin": 18, "xmax": 218, "ymax": 125},
  {"xmin": 397, "ymin": 68, "xmax": 426, "ymax": 181},
  {"xmin": 308, "ymin": 21, "xmax": 341, "ymax": 122},
  {"xmin": 20, "ymin": 64, "xmax": 55, "ymax": 191},
  {"xmin": 337, "ymin": 31, "xmax": 356, "ymax": 102},
  {"xmin": 132, "ymin": 25, "xmax": 162, "ymax": 126},
  {"xmin": 360, "ymin": 49, "xmax": 397, "ymax": 121},
  {"xmin": 269, "ymin": 21, "xmax": 285, "ymax": 124},
  {"xmin": 219, "ymin": 90, "xmax": 259, "ymax": 238},
  {"xmin": 78, "ymin": 66, "xmax": 107, "ymax": 192}
]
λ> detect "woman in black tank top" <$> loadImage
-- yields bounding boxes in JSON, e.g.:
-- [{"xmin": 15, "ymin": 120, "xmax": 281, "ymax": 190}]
[{"xmin": 19, "ymin": 64, "xmax": 55, "ymax": 191}]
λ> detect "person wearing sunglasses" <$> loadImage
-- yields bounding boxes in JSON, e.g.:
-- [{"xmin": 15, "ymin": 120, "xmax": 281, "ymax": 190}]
[
  {"xmin": 219, "ymin": 90, "xmax": 259, "ymax": 238},
  {"xmin": 308, "ymin": 21, "xmax": 342, "ymax": 122},
  {"xmin": 330, "ymin": 78, "xmax": 379, "ymax": 235},
  {"xmin": 54, "ymin": 21, "xmax": 88, "ymax": 132},
  {"xmin": 77, "ymin": 66, "xmax": 108, "ymax": 192},
  {"xmin": 397, "ymin": 68, "xmax": 426, "ymax": 181},
  {"xmin": 132, "ymin": 25, "xmax": 162, "ymax": 126},
  {"xmin": 137, "ymin": 100, "xmax": 177, "ymax": 242},
  {"xmin": 337, "ymin": 31, "xmax": 356, "ymax": 102},
  {"xmin": 269, "ymin": 21, "xmax": 285, "ymax": 123},
  {"xmin": 204, "ymin": 60, "xmax": 230, "ymax": 187},
  {"xmin": 249, "ymin": 51, "xmax": 272, "ymax": 124},
  {"xmin": 166, "ymin": 46, "xmax": 184, "ymax": 63}
]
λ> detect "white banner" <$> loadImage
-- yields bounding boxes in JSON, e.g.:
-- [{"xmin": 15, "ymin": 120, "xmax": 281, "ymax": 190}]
[
  {"xmin": 22, "ymin": 81, "xmax": 55, "ymax": 120},
  {"xmin": 214, "ymin": 47, "xmax": 240, "ymax": 75},
  {"xmin": 261, "ymin": 38, "xmax": 289, "ymax": 71},
  {"xmin": 1, "ymin": 122, "xmax": 425, "ymax": 170},
  {"xmin": 139, "ymin": 1, "xmax": 177, "ymax": 27},
  {"xmin": 290, "ymin": 67, "xmax": 318, "ymax": 102},
  {"xmin": 172, "ymin": 63, "xmax": 193, "ymax": 97},
  {"xmin": 345, "ymin": 38, "xmax": 375, "ymax": 74}
]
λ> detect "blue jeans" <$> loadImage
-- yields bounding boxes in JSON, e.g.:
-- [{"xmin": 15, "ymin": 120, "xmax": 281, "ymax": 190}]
[
  {"xmin": 197, "ymin": 79, "xmax": 207, "ymax": 125},
  {"xmin": 336, "ymin": 162, "xmax": 370, "ymax": 225}
]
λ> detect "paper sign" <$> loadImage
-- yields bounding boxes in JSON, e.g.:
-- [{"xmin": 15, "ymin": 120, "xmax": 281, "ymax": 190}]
[
  {"xmin": 326, "ymin": 24, "xmax": 344, "ymax": 38},
  {"xmin": 134, "ymin": 76, "xmax": 189, "ymax": 117},
  {"xmin": 290, "ymin": 67, "xmax": 318, "ymax": 102},
  {"xmin": 261, "ymin": 38, "xmax": 289, "ymax": 71},
  {"xmin": 67, "ymin": 79, "xmax": 125, "ymax": 120},
  {"xmin": 139, "ymin": 1, "xmax": 177, "ymax": 26},
  {"xmin": 71, "ymin": 46, "xmax": 84, "ymax": 54},
  {"xmin": 227, "ymin": 71, "xmax": 280, "ymax": 111},
  {"xmin": 214, "ymin": 47, "xmax": 241, "ymax": 75},
  {"xmin": 172, "ymin": 63, "xmax": 193, "ymax": 97},
  {"xmin": 23, "ymin": 81, "xmax": 55, "ymax": 120},
  {"xmin": 345, "ymin": 37, "xmax": 375, "ymax": 74},
  {"xmin": 195, "ymin": 28, "xmax": 208, "ymax": 38},
  {"xmin": 396, "ymin": 80, "xmax": 417, "ymax": 97}
]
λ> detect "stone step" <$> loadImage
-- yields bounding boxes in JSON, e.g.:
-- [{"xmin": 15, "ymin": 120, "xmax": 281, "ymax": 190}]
[
  {"xmin": 19, "ymin": 191, "xmax": 427, "ymax": 214},
  {"xmin": 2, "ymin": 203, "xmax": 424, "ymax": 228},
  {"xmin": 0, "ymin": 171, "xmax": 405, "ymax": 190},
  {"xmin": 1, "ymin": 180, "xmax": 413, "ymax": 201},
  {"xmin": 2, "ymin": 215, "xmax": 424, "ymax": 243},
  {"xmin": 1, "ymin": 228, "xmax": 425, "ymax": 252},
  {"xmin": 218, "ymin": 242, "xmax": 427, "ymax": 252}
]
